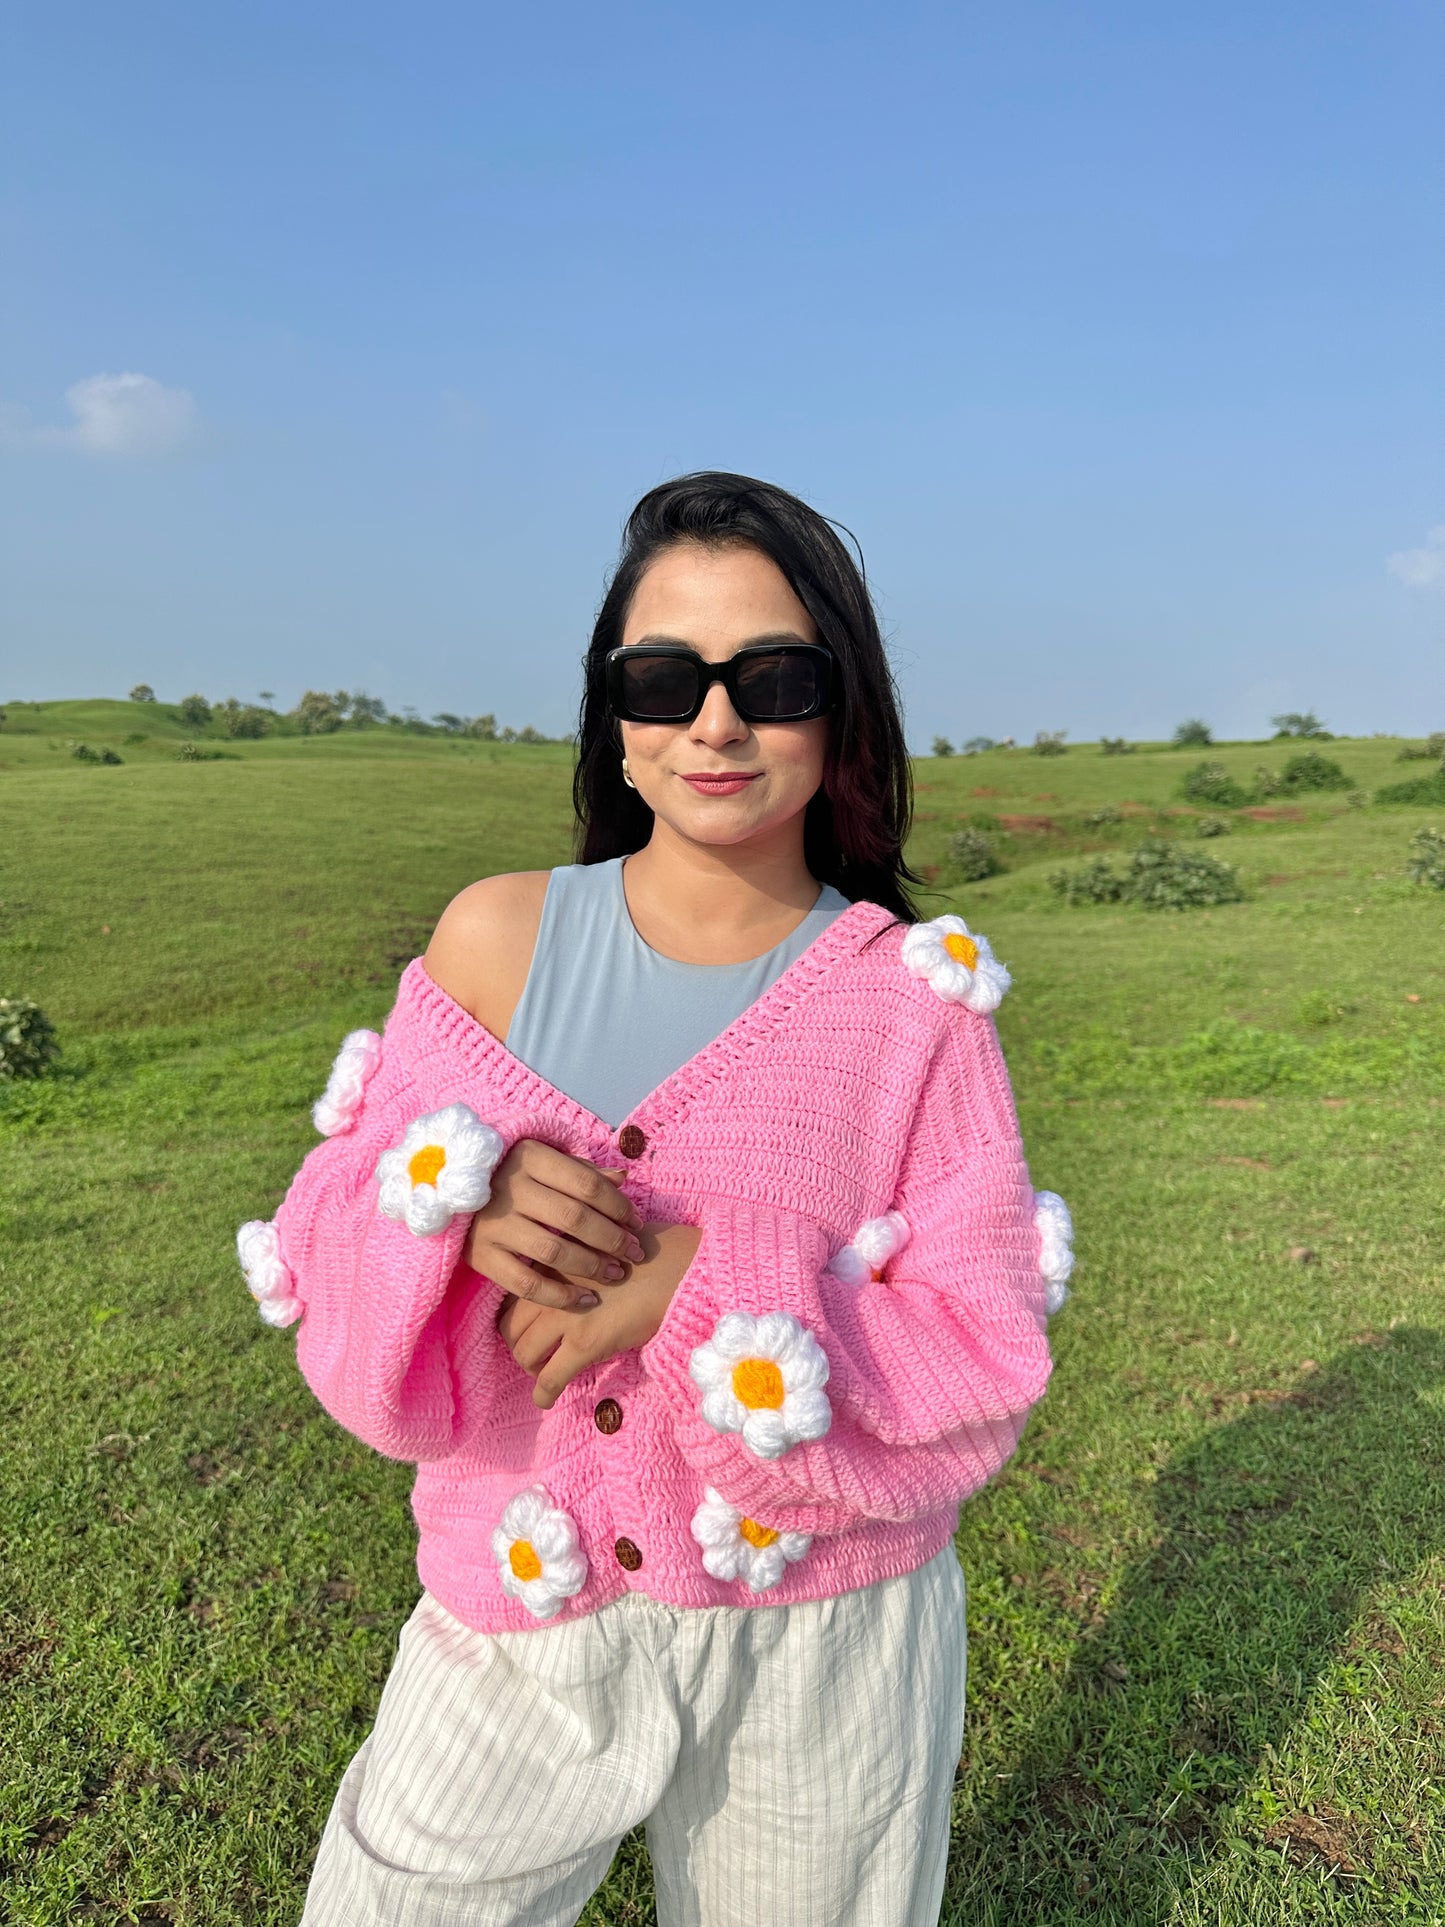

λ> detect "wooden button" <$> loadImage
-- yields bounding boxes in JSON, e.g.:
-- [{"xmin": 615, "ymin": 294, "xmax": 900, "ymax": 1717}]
[
  {"xmin": 614, "ymin": 1537, "xmax": 643, "ymax": 1572},
  {"xmin": 593, "ymin": 1398, "xmax": 623, "ymax": 1435},
  {"xmin": 617, "ymin": 1124, "xmax": 647, "ymax": 1159}
]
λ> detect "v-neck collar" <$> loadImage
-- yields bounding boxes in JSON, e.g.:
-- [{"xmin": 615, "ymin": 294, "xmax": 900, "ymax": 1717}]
[{"xmin": 400, "ymin": 894, "xmax": 896, "ymax": 1143}]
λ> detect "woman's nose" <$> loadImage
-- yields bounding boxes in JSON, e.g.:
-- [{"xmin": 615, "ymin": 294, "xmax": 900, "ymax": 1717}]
[{"xmin": 691, "ymin": 683, "xmax": 748, "ymax": 745}]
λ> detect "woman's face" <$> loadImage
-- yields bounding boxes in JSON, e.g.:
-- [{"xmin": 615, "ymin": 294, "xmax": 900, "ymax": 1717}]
[{"xmin": 617, "ymin": 542, "xmax": 830, "ymax": 852}]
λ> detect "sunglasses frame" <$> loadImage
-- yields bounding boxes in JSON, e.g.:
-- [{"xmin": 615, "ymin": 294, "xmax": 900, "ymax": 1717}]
[{"xmin": 604, "ymin": 641, "xmax": 835, "ymax": 726}]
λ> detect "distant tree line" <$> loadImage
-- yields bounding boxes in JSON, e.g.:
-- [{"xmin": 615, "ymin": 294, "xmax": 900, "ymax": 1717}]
[
  {"xmin": 129, "ymin": 686, "xmax": 568, "ymax": 744},
  {"xmin": 927, "ymin": 711, "xmax": 1342, "ymax": 757}
]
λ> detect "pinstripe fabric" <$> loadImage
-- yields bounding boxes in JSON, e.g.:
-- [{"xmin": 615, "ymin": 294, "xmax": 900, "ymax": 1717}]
[{"xmin": 301, "ymin": 1546, "xmax": 967, "ymax": 1927}]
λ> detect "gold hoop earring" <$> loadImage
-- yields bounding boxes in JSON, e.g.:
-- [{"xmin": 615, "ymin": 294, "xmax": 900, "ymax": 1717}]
[{"xmin": 621, "ymin": 757, "xmax": 637, "ymax": 790}]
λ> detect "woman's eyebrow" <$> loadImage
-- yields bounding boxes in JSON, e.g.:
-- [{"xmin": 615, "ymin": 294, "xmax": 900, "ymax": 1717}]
[{"xmin": 629, "ymin": 630, "xmax": 813, "ymax": 650}]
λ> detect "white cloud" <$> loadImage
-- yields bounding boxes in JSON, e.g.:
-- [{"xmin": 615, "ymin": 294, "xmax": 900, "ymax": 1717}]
[
  {"xmin": 9, "ymin": 372, "xmax": 200, "ymax": 457},
  {"xmin": 1387, "ymin": 524, "xmax": 1445, "ymax": 590}
]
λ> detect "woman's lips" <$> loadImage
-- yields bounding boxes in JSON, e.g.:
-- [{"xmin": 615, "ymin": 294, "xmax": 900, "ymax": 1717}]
[{"xmin": 679, "ymin": 772, "xmax": 761, "ymax": 796}]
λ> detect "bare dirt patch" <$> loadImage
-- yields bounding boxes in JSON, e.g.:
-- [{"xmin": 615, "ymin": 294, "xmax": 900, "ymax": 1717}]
[
  {"xmin": 1242, "ymin": 805, "xmax": 1306, "ymax": 822},
  {"xmin": 1000, "ymin": 814, "xmax": 1056, "ymax": 833},
  {"xmin": 1266, "ymin": 1811, "xmax": 1362, "ymax": 1877}
]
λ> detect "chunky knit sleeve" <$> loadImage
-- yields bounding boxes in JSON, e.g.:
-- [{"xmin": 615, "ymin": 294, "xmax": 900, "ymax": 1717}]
[
  {"xmin": 640, "ymin": 1005, "xmax": 1052, "ymax": 1535},
  {"xmin": 247, "ymin": 1012, "xmax": 570, "ymax": 1464}
]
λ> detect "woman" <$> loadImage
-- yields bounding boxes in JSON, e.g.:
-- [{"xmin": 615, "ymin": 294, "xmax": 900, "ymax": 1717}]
[{"xmin": 240, "ymin": 472, "xmax": 1065, "ymax": 1926}]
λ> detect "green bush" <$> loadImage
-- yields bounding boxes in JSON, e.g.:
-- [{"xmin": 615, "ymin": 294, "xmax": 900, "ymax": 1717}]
[
  {"xmin": 1099, "ymin": 736, "xmax": 1134, "ymax": 755},
  {"xmin": 947, "ymin": 827, "xmax": 1001, "ymax": 881},
  {"xmin": 1126, "ymin": 839, "xmax": 1244, "ymax": 910},
  {"xmin": 930, "ymin": 736, "xmax": 954, "ymax": 758},
  {"xmin": 1406, "ymin": 827, "xmax": 1445, "ymax": 889},
  {"xmin": 1196, "ymin": 815, "xmax": 1231, "ymax": 837},
  {"xmin": 128, "ymin": 683, "xmax": 157, "ymax": 704},
  {"xmin": 1086, "ymin": 803, "xmax": 1121, "ymax": 826},
  {"xmin": 1172, "ymin": 719, "xmax": 1213, "ymax": 748},
  {"xmin": 1374, "ymin": 769, "xmax": 1445, "ymax": 807},
  {"xmin": 1031, "ymin": 730, "xmax": 1067, "ymax": 756},
  {"xmin": 1179, "ymin": 761, "xmax": 1247, "ymax": 808},
  {"xmin": 0, "ymin": 996, "xmax": 59, "ymax": 1080},
  {"xmin": 177, "ymin": 693, "xmax": 212, "ymax": 729},
  {"xmin": 1270, "ymin": 710, "xmax": 1330, "ymax": 739},
  {"xmin": 1276, "ymin": 750, "xmax": 1351, "ymax": 793},
  {"xmin": 1396, "ymin": 733, "xmax": 1445, "ymax": 762},
  {"xmin": 218, "ymin": 700, "xmax": 270, "ymax": 740},
  {"xmin": 68, "ymin": 742, "xmax": 122, "ymax": 765},
  {"xmin": 1048, "ymin": 856, "xmax": 1126, "ymax": 905},
  {"xmin": 175, "ymin": 742, "xmax": 235, "ymax": 762},
  {"xmin": 961, "ymin": 736, "xmax": 996, "ymax": 754},
  {"xmin": 1050, "ymin": 839, "xmax": 1243, "ymax": 912}
]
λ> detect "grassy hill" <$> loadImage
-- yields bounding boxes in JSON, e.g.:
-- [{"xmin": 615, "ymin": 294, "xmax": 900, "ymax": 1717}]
[{"xmin": 1, "ymin": 719, "xmax": 1442, "ymax": 1922}]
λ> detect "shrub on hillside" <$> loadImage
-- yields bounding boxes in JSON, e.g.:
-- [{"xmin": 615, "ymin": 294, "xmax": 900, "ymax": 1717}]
[
  {"xmin": 1270, "ymin": 711, "xmax": 1330, "ymax": 739},
  {"xmin": 68, "ymin": 742, "xmax": 122, "ymax": 765},
  {"xmin": 1032, "ymin": 730, "xmax": 1067, "ymax": 756},
  {"xmin": 961, "ymin": 736, "xmax": 996, "ymax": 754},
  {"xmin": 293, "ymin": 690, "xmax": 345, "ymax": 734},
  {"xmin": 176, "ymin": 742, "xmax": 234, "ymax": 762},
  {"xmin": 1406, "ymin": 827, "xmax": 1445, "ymax": 889},
  {"xmin": 931, "ymin": 736, "xmax": 955, "ymax": 758},
  {"xmin": 1049, "ymin": 857, "xmax": 1125, "ymax": 904},
  {"xmin": 177, "ymin": 693, "xmax": 212, "ymax": 728},
  {"xmin": 1087, "ymin": 803, "xmax": 1121, "ymax": 826},
  {"xmin": 1100, "ymin": 736, "xmax": 1134, "ymax": 755},
  {"xmin": 1127, "ymin": 839, "xmax": 1244, "ymax": 909},
  {"xmin": 1179, "ymin": 761, "xmax": 1247, "ymax": 808},
  {"xmin": 1050, "ymin": 839, "xmax": 1243, "ymax": 911},
  {"xmin": 1275, "ymin": 750, "xmax": 1351, "ymax": 793},
  {"xmin": 0, "ymin": 997, "xmax": 59, "ymax": 1080},
  {"xmin": 1196, "ymin": 816, "xmax": 1231, "ymax": 838},
  {"xmin": 1172, "ymin": 719, "xmax": 1213, "ymax": 747},
  {"xmin": 129, "ymin": 684, "xmax": 157, "ymax": 703},
  {"xmin": 1375, "ymin": 769, "xmax": 1445, "ymax": 807},
  {"xmin": 947, "ymin": 828, "xmax": 1001, "ymax": 881},
  {"xmin": 1395, "ymin": 733, "xmax": 1445, "ymax": 761},
  {"xmin": 218, "ymin": 699, "xmax": 270, "ymax": 739}
]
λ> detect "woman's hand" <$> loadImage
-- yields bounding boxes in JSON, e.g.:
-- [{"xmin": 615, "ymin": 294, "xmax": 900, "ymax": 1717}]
[
  {"xmin": 465, "ymin": 1140, "xmax": 647, "ymax": 1310},
  {"xmin": 498, "ymin": 1221, "xmax": 702, "ymax": 1407}
]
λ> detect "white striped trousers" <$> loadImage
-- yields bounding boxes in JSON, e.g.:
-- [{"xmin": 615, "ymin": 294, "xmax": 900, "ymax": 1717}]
[{"xmin": 301, "ymin": 1545, "xmax": 968, "ymax": 1927}]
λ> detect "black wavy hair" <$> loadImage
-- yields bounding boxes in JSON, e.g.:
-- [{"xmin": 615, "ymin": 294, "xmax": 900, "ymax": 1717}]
[{"xmin": 572, "ymin": 471, "xmax": 921, "ymax": 923}]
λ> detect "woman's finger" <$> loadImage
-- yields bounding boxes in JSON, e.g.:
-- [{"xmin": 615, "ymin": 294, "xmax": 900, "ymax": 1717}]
[
  {"xmin": 510, "ymin": 1214, "xmax": 634, "ymax": 1285},
  {"xmin": 514, "ymin": 1141, "xmax": 644, "ymax": 1231},
  {"xmin": 512, "ymin": 1173, "xmax": 646, "ymax": 1266},
  {"xmin": 479, "ymin": 1249, "xmax": 599, "ymax": 1311}
]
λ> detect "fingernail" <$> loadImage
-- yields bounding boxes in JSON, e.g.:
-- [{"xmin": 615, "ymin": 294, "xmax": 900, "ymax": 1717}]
[
  {"xmin": 626, "ymin": 1238, "xmax": 645, "ymax": 1263},
  {"xmin": 577, "ymin": 1292, "xmax": 600, "ymax": 1308},
  {"xmin": 602, "ymin": 1263, "xmax": 625, "ymax": 1282}
]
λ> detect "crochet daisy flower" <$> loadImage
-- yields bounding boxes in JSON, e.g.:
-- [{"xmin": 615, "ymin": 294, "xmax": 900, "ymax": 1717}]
[
  {"xmin": 491, "ymin": 1486, "xmax": 588, "ymax": 1620},
  {"xmin": 690, "ymin": 1487, "xmax": 812, "ymax": 1593},
  {"xmin": 688, "ymin": 1311, "xmax": 832, "ymax": 1460},
  {"xmin": 312, "ymin": 1028, "xmax": 383, "ymax": 1136},
  {"xmin": 825, "ymin": 1210, "xmax": 911, "ymax": 1287},
  {"xmin": 1034, "ymin": 1190, "xmax": 1075, "ymax": 1315},
  {"xmin": 374, "ymin": 1102, "xmax": 505, "ymax": 1237},
  {"xmin": 236, "ymin": 1219, "xmax": 302, "ymax": 1328},
  {"xmin": 900, "ymin": 914, "xmax": 1011, "ymax": 1014}
]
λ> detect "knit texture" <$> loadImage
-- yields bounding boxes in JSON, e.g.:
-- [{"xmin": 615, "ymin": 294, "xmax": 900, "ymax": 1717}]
[{"xmin": 267, "ymin": 900, "xmax": 1053, "ymax": 1631}]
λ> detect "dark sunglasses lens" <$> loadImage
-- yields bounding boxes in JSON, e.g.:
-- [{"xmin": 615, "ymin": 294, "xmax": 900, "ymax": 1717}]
[
  {"xmin": 619, "ymin": 654, "xmax": 700, "ymax": 719},
  {"xmin": 734, "ymin": 651, "xmax": 822, "ymax": 719}
]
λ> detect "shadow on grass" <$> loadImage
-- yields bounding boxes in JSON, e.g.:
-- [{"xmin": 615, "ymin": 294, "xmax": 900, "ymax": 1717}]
[{"xmin": 945, "ymin": 1326, "xmax": 1445, "ymax": 1921}]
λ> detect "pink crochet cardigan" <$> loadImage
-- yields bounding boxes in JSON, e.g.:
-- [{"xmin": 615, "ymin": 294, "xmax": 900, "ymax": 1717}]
[{"xmin": 247, "ymin": 899, "xmax": 1056, "ymax": 1631}]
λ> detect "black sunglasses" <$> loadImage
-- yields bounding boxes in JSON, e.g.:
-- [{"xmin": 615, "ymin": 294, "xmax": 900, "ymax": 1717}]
[{"xmin": 605, "ymin": 641, "xmax": 835, "ymax": 725}]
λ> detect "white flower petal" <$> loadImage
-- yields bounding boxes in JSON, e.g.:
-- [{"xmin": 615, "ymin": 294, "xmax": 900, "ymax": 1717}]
[
  {"xmin": 312, "ymin": 1029, "xmax": 383, "ymax": 1136},
  {"xmin": 374, "ymin": 1103, "xmax": 504, "ymax": 1238},
  {"xmin": 688, "ymin": 1487, "xmax": 812, "ymax": 1593},
  {"xmin": 825, "ymin": 1246, "xmax": 873, "ymax": 1287},
  {"xmin": 901, "ymin": 915, "xmax": 1011, "ymax": 1013},
  {"xmin": 236, "ymin": 1219, "xmax": 301, "ymax": 1325},
  {"xmin": 689, "ymin": 1311, "xmax": 833, "ymax": 1459},
  {"xmin": 493, "ymin": 1485, "xmax": 588, "ymax": 1621}
]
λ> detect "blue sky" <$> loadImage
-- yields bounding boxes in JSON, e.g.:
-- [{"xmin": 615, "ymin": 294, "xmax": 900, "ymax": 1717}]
[{"xmin": 3, "ymin": 0, "xmax": 1441, "ymax": 744}]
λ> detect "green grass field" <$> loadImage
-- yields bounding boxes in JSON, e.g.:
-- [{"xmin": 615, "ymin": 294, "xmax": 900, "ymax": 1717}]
[{"xmin": 2, "ymin": 705, "xmax": 1443, "ymax": 1924}]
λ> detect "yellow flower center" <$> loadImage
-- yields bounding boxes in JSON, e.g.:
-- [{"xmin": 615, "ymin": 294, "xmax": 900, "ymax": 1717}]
[
  {"xmin": 508, "ymin": 1539, "xmax": 543, "ymax": 1583},
  {"xmin": 408, "ymin": 1143, "xmax": 448, "ymax": 1187},
  {"xmin": 731, "ymin": 1357, "xmax": 786, "ymax": 1410},
  {"xmin": 739, "ymin": 1517, "xmax": 779, "ymax": 1549},
  {"xmin": 943, "ymin": 932, "xmax": 979, "ymax": 970}
]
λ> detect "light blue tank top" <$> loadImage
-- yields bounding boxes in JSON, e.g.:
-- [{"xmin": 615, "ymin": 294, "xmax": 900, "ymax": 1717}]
[{"xmin": 505, "ymin": 856, "xmax": 852, "ymax": 1127}]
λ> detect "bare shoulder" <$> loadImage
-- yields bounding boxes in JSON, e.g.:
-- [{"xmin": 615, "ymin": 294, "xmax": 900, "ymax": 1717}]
[{"xmin": 423, "ymin": 870, "xmax": 552, "ymax": 1039}]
